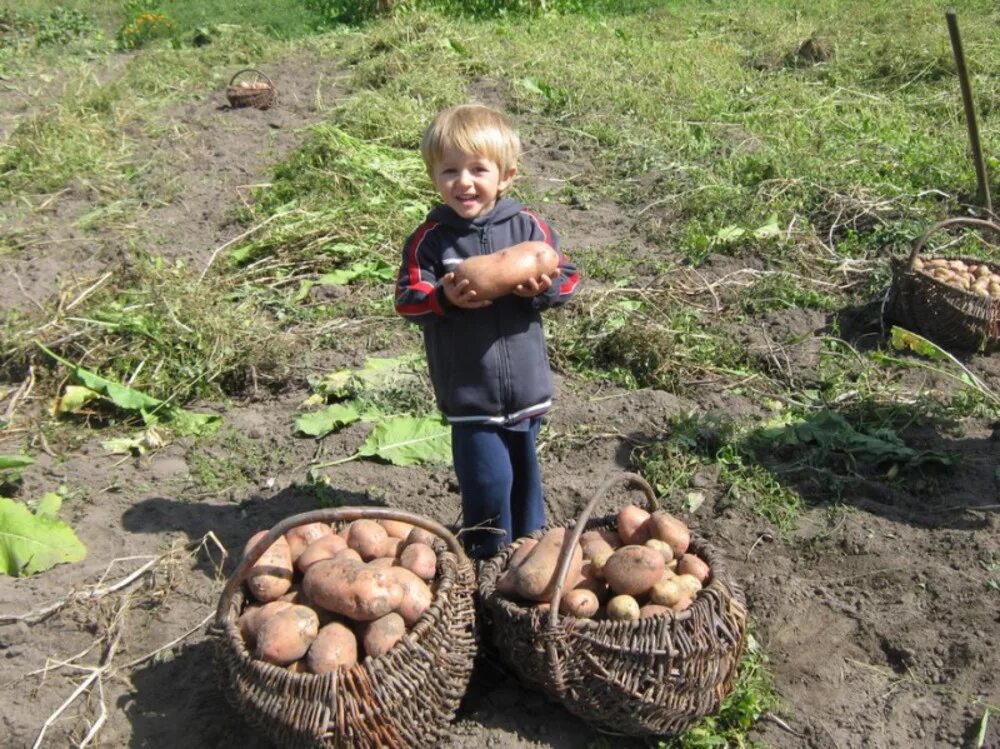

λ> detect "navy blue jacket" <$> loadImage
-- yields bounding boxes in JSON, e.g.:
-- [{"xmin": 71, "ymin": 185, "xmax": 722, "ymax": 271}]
[{"xmin": 395, "ymin": 198, "xmax": 580, "ymax": 425}]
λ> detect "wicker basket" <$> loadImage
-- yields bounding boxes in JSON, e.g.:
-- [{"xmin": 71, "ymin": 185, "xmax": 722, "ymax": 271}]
[
  {"xmin": 886, "ymin": 217, "xmax": 1000, "ymax": 352},
  {"xmin": 478, "ymin": 472, "xmax": 747, "ymax": 738},
  {"xmin": 213, "ymin": 507, "xmax": 478, "ymax": 748},
  {"xmin": 226, "ymin": 67, "xmax": 277, "ymax": 110}
]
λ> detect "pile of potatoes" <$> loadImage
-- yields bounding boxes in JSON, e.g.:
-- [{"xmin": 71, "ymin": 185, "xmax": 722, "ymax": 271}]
[
  {"xmin": 236, "ymin": 518, "xmax": 440, "ymax": 674},
  {"xmin": 912, "ymin": 256, "xmax": 1000, "ymax": 298},
  {"xmin": 495, "ymin": 505, "xmax": 710, "ymax": 621}
]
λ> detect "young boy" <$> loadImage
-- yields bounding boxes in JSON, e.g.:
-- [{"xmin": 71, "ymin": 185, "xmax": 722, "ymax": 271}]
[{"xmin": 394, "ymin": 104, "xmax": 580, "ymax": 560}]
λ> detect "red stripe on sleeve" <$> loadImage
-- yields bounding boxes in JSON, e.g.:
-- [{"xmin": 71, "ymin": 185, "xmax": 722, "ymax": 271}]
[
  {"xmin": 522, "ymin": 210, "xmax": 553, "ymax": 246},
  {"xmin": 405, "ymin": 221, "xmax": 439, "ymax": 287}
]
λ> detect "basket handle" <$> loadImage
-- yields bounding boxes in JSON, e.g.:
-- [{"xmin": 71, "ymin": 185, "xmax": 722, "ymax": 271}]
[
  {"xmin": 545, "ymin": 471, "xmax": 658, "ymax": 633},
  {"xmin": 214, "ymin": 506, "xmax": 467, "ymax": 627},
  {"xmin": 906, "ymin": 217, "xmax": 1000, "ymax": 270},
  {"xmin": 227, "ymin": 67, "xmax": 273, "ymax": 89}
]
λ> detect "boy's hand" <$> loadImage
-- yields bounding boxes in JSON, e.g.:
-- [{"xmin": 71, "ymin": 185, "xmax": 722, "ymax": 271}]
[
  {"xmin": 513, "ymin": 274, "xmax": 553, "ymax": 297},
  {"xmin": 443, "ymin": 272, "xmax": 492, "ymax": 309}
]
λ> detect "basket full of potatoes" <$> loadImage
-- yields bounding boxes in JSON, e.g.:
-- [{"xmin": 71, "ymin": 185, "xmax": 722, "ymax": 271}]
[
  {"xmin": 478, "ymin": 472, "xmax": 747, "ymax": 738},
  {"xmin": 213, "ymin": 508, "xmax": 477, "ymax": 749},
  {"xmin": 887, "ymin": 216, "xmax": 1000, "ymax": 352}
]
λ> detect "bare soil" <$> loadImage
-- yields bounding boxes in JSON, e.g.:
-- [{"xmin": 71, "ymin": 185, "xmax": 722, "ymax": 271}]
[{"xmin": 1, "ymin": 52, "xmax": 999, "ymax": 749}]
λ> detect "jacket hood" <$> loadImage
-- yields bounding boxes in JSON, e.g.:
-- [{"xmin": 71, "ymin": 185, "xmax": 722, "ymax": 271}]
[{"xmin": 428, "ymin": 197, "xmax": 524, "ymax": 229}]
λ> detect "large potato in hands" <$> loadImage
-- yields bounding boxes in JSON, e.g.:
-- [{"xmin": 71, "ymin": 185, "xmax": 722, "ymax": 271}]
[
  {"xmin": 303, "ymin": 557, "xmax": 403, "ymax": 621},
  {"xmin": 452, "ymin": 241, "xmax": 559, "ymax": 301}
]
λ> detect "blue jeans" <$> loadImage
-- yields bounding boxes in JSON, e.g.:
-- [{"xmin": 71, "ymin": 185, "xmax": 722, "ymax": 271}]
[{"xmin": 451, "ymin": 417, "xmax": 546, "ymax": 560}]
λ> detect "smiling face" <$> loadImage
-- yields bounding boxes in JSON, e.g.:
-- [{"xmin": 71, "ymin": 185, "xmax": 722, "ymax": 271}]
[{"xmin": 431, "ymin": 145, "xmax": 516, "ymax": 220}]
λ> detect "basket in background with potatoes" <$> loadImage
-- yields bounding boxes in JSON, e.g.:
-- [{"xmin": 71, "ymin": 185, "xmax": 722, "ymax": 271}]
[
  {"xmin": 213, "ymin": 507, "xmax": 477, "ymax": 749},
  {"xmin": 886, "ymin": 216, "xmax": 1000, "ymax": 353},
  {"xmin": 477, "ymin": 472, "xmax": 747, "ymax": 738}
]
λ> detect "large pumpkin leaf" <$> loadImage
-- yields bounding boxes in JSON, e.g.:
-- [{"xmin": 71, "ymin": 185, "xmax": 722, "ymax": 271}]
[
  {"xmin": 355, "ymin": 416, "xmax": 451, "ymax": 466},
  {"xmin": 0, "ymin": 494, "xmax": 87, "ymax": 576}
]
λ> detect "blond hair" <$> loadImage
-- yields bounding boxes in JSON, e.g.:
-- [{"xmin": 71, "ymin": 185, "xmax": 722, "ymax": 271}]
[{"xmin": 420, "ymin": 104, "xmax": 520, "ymax": 177}]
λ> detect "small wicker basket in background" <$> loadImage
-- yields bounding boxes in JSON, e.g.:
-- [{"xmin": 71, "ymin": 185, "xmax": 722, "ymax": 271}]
[
  {"xmin": 213, "ymin": 507, "xmax": 478, "ymax": 749},
  {"xmin": 478, "ymin": 473, "xmax": 748, "ymax": 738},
  {"xmin": 886, "ymin": 217, "xmax": 1000, "ymax": 353},
  {"xmin": 226, "ymin": 67, "xmax": 277, "ymax": 110}
]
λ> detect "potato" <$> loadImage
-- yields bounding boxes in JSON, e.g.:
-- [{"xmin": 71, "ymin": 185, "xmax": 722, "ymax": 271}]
[
  {"xmin": 382, "ymin": 536, "xmax": 404, "ymax": 559},
  {"xmin": 255, "ymin": 605, "xmax": 320, "ymax": 666},
  {"xmin": 285, "ymin": 522, "xmax": 333, "ymax": 563},
  {"xmin": 303, "ymin": 557, "xmax": 404, "ymax": 621},
  {"xmin": 644, "ymin": 538, "xmax": 674, "ymax": 565},
  {"xmin": 451, "ymin": 241, "xmax": 560, "ymax": 301},
  {"xmin": 514, "ymin": 528, "xmax": 583, "ymax": 602},
  {"xmin": 674, "ymin": 573, "xmax": 703, "ymax": 598},
  {"xmin": 507, "ymin": 538, "xmax": 539, "ymax": 569},
  {"xmin": 404, "ymin": 527, "xmax": 437, "ymax": 549},
  {"xmin": 647, "ymin": 511, "xmax": 690, "ymax": 557},
  {"xmin": 368, "ymin": 556, "xmax": 396, "ymax": 569},
  {"xmin": 238, "ymin": 600, "xmax": 293, "ymax": 645},
  {"xmin": 602, "ymin": 545, "xmax": 665, "ymax": 596},
  {"xmin": 296, "ymin": 533, "xmax": 349, "ymax": 574},
  {"xmin": 616, "ymin": 505, "xmax": 651, "ymax": 545},
  {"xmin": 676, "ymin": 553, "xmax": 711, "ymax": 584},
  {"xmin": 649, "ymin": 577, "xmax": 685, "ymax": 607},
  {"xmin": 672, "ymin": 595, "xmax": 693, "ymax": 612},
  {"xmin": 346, "ymin": 520, "xmax": 389, "ymax": 561},
  {"xmin": 559, "ymin": 588, "xmax": 600, "ymax": 619},
  {"xmin": 639, "ymin": 604, "xmax": 672, "ymax": 619},
  {"xmin": 606, "ymin": 594, "xmax": 640, "ymax": 621},
  {"xmin": 574, "ymin": 562, "xmax": 610, "ymax": 600},
  {"xmin": 388, "ymin": 567, "xmax": 432, "ymax": 626},
  {"xmin": 244, "ymin": 531, "xmax": 294, "ymax": 603},
  {"xmin": 332, "ymin": 547, "xmax": 363, "ymax": 564},
  {"xmin": 581, "ymin": 528, "xmax": 623, "ymax": 549},
  {"xmin": 399, "ymin": 542, "xmax": 437, "ymax": 581},
  {"xmin": 362, "ymin": 612, "xmax": 407, "ymax": 658},
  {"xmin": 380, "ymin": 519, "xmax": 415, "ymax": 540},
  {"xmin": 307, "ymin": 622, "xmax": 358, "ymax": 673}
]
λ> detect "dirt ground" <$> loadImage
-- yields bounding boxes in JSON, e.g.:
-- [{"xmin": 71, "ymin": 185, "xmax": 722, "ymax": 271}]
[{"xmin": 1, "ymin": 51, "xmax": 999, "ymax": 749}]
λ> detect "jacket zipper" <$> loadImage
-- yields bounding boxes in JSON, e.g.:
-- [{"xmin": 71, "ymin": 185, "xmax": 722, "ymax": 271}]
[{"xmin": 481, "ymin": 225, "xmax": 512, "ymax": 416}]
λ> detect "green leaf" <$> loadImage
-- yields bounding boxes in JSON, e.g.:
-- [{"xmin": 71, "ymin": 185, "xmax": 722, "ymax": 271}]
[
  {"xmin": 685, "ymin": 491, "xmax": 706, "ymax": 512},
  {"xmin": 975, "ymin": 708, "xmax": 990, "ymax": 748},
  {"xmin": 0, "ymin": 455, "xmax": 34, "ymax": 471},
  {"xmin": 317, "ymin": 258, "xmax": 395, "ymax": 286},
  {"xmin": 889, "ymin": 326, "xmax": 951, "ymax": 362},
  {"xmin": 34, "ymin": 492, "xmax": 63, "ymax": 519},
  {"xmin": 0, "ymin": 495, "xmax": 87, "ymax": 576},
  {"xmin": 295, "ymin": 403, "xmax": 361, "ymax": 438},
  {"xmin": 355, "ymin": 416, "xmax": 451, "ymax": 466},
  {"xmin": 39, "ymin": 345, "xmax": 220, "ymax": 436},
  {"xmin": 445, "ymin": 37, "xmax": 468, "ymax": 55},
  {"xmin": 56, "ymin": 385, "xmax": 101, "ymax": 415},
  {"xmin": 312, "ymin": 355, "xmax": 423, "ymax": 399},
  {"xmin": 712, "ymin": 225, "xmax": 746, "ymax": 245},
  {"xmin": 753, "ymin": 215, "xmax": 782, "ymax": 240}
]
